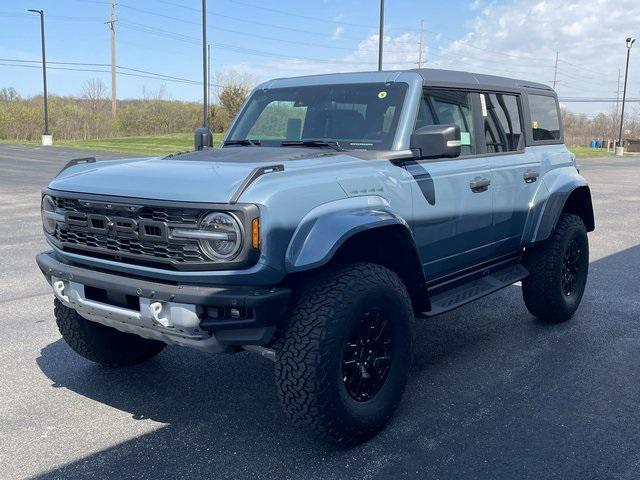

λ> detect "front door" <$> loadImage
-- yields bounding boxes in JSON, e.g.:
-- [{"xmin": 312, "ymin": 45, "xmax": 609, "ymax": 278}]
[{"xmin": 408, "ymin": 88, "xmax": 495, "ymax": 280}]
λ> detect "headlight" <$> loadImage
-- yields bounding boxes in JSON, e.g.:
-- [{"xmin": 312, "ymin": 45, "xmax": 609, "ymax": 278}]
[
  {"xmin": 198, "ymin": 212, "xmax": 243, "ymax": 261},
  {"xmin": 41, "ymin": 195, "xmax": 58, "ymax": 234}
]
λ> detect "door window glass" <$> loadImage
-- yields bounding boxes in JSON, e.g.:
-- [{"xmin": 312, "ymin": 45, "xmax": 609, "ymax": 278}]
[
  {"xmin": 482, "ymin": 93, "xmax": 523, "ymax": 152},
  {"xmin": 529, "ymin": 94, "xmax": 561, "ymax": 141},
  {"xmin": 416, "ymin": 89, "xmax": 476, "ymax": 155}
]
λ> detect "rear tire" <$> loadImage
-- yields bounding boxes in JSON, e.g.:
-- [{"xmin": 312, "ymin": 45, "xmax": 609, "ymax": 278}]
[
  {"xmin": 522, "ymin": 213, "xmax": 589, "ymax": 322},
  {"xmin": 275, "ymin": 262, "xmax": 414, "ymax": 445},
  {"xmin": 54, "ymin": 300, "xmax": 166, "ymax": 367}
]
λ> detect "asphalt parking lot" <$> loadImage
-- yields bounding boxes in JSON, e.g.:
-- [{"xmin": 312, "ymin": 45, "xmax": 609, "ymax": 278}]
[{"xmin": 1, "ymin": 144, "xmax": 639, "ymax": 480}]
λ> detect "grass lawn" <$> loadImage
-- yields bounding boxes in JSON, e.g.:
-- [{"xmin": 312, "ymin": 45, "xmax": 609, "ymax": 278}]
[
  {"xmin": 0, "ymin": 132, "xmax": 224, "ymax": 157},
  {"xmin": 0, "ymin": 135, "xmax": 620, "ymax": 159},
  {"xmin": 569, "ymin": 146, "xmax": 613, "ymax": 159}
]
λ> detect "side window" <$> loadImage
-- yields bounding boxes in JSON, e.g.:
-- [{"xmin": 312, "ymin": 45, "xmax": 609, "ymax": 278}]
[
  {"xmin": 416, "ymin": 89, "xmax": 475, "ymax": 155},
  {"xmin": 529, "ymin": 94, "xmax": 561, "ymax": 141},
  {"xmin": 481, "ymin": 93, "xmax": 523, "ymax": 152}
]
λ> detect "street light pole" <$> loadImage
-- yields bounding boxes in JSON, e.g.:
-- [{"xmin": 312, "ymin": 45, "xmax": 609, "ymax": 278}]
[
  {"xmin": 378, "ymin": 0, "xmax": 384, "ymax": 71},
  {"xmin": 28, "ymin": 9, "xmax": 50, "ymax": 142},
  {"xmin": 617, "ymin": 37, "xmax": 635, "ymax": 155}
]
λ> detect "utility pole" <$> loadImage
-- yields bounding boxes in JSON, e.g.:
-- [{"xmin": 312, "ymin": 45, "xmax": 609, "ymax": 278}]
[
  {"xmin": 617, "ymin": 37, "xmax": 636, "ymax": 155},
  {"xmin": 108, "ymin": 0, "xmax": 117, "ymax": 117},
  {"xmin": 378, "ymin": 0, "xmax": 384, "ymax": 71},
  {"xmin": 551, "ymin": 50, "xmax": 559, "ymax": 91},
  {"xmin": 194, "ymin": 0, "xmax": 213, "ymax": 150},
  {"xmin": 615, "ymin": 69, "xmax": 621, "ymax": 119},
  {"xmin": 207, "ymin": 43, "xmax": 211, "ymax": 124},
  {"xmin": 417, "ymin": 19, "xmax": 425, "ymax": 68},
  {"xmin": 615, "ymin": 69, "xmax": 621, "ymax": 144}
]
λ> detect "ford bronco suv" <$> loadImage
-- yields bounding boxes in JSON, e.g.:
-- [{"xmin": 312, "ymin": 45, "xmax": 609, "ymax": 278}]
[{"xmin": 36, "ymin": 69, "xmax": 594, "ymax": 444}]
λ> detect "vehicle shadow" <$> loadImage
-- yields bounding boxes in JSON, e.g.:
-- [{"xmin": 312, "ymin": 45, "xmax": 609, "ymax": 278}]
[{"xmin": 34, "ymin": 244, "xmax": 640, "ymax": 480}]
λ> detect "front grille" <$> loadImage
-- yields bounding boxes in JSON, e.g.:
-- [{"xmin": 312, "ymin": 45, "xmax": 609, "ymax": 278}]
[{"xmin": 49, "ymin": 196, "xmax": 209, "ymax": 269}]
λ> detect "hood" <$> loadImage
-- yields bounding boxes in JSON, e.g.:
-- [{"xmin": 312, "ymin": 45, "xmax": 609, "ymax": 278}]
[{"xmin": 48, "ymin": 147, "xmax": 363, "ymax": 203}]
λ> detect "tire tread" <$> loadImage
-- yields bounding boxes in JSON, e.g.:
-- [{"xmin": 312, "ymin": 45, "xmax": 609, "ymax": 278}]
[
  {"xmin": 522, "ymin": 213, "xmax": 588, "ymax": 322},
  {"xmin": 275, "ymin": 262, "xmax": 413, "ymax": 444}
]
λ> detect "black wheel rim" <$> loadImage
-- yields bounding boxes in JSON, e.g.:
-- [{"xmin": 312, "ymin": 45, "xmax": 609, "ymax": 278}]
[
  {"xmin": 561, "ymin": 239, "xmax": 582, "ymax": 296},
  {"xmin": 341, "ymin": 307, "xmax": 393, "ymax": 402}
]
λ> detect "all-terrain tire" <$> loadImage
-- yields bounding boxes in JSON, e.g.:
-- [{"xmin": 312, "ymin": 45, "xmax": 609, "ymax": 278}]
[
  {"xmin": 54, "ymin": 300, "xmax": 166, "ymax": 367},
  {"xmin": 275, "ymin": 262, "xmax": 414, "ymax": 445},
  {"xmin": 522, "ymin": 213, "xmax": 589, "ymax": 322}
]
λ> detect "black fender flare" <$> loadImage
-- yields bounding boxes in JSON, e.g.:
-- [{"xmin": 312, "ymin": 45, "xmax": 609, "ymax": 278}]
[{"xmin": 532, "ymin": 184, "xmax": 595, "ymax": 243}]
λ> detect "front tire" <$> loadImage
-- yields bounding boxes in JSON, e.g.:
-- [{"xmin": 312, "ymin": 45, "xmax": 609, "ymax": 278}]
[
  {"xmin": 275, "ymin": 262, "xmax": 414, "ymax": 444},
  {"xmin": 54, "ymin": 300, "xmax": 166, "ymax": 367},
  {"xmin": 522, "ymin": 213, "xmax": 589, "ymax": 322}
]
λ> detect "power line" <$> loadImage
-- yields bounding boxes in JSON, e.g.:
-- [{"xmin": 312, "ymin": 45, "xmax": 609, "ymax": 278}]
[
  {"xmin": 0, "ymin": 58, "xmax": 222, "ymax": 87},
  {"xmin": 224, "ymin": 0, "xmax": 380, "ymax": 29},
  {"xmin": 560, "ymin": 97, "xmax": 640, "ymax": 103},
  {"xmin": 0, "ymin": 11, "xmax": 102, "ymax": 22},
  {"xmin": 118, "ymin": 21, "xmax": 383, "ymax": 65},
  {"xmin": 116, "ymin": 3, "xmax": 356, "ymax": 51},
  {"xmin": 4, "ymin": 61, "xmax": 635, "ymax": 104},
  {"xmin": 151, "ymin": 0, "xmax": 366, "ymax": 42},
  {"xmin": 558, "ymin": 59, "xmax": 618, "ymax": 79}
]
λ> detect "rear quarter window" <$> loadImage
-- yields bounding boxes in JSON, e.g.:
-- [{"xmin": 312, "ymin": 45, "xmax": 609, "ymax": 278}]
[{"xmin": 529, "ymin": 94, "xmax": 561, "ymax": 141}]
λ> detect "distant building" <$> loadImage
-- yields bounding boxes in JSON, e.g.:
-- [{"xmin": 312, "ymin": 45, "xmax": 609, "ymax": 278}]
[{"xmin": 626, "ymin": 139, "xmax": 640, "ymax": 153}]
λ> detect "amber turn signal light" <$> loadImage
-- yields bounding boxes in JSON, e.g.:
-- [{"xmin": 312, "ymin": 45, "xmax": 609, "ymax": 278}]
[{"xmin": 251, "ymin": 218, "xmax": 260, "ymax": 249}]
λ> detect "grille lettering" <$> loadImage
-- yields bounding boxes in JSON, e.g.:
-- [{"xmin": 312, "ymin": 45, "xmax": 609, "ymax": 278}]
[{"xmin": 65, "ymin": 212, "xmax": 167, "ymax": 241}]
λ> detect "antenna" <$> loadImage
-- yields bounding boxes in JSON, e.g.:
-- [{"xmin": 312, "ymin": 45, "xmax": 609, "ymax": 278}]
[
  {"xmin": 417, "ymin": 19, "xmax": 424, "ymax": 68},
  {"xmin": 551, "ymin": 51, "xmax": 559, "ymax": 91},
  {"xmin": 108, "ymin": 0, "xmax": 117, "ymax": 117},
  {"xmin": 378, "ymin": 0, "xmax": 384, "ymax": 71}
]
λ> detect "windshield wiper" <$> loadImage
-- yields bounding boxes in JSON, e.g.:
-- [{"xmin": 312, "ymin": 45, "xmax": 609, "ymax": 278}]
[
  {"xmin": 223, "ymin": 139, "xmax": 261, "ymax": 146},
  {"xmin": 280, "ymin": 140, "xmax": 344, "ymax": 151}
]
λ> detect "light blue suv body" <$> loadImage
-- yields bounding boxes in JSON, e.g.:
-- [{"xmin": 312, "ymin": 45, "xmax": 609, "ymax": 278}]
[
  {"xmin": 37, "ymin": 67, "xmax": 594, "ymax": 344},
  {"xmin": 36, "ymin": 68, "xmax": 594, "ymax": 442}
]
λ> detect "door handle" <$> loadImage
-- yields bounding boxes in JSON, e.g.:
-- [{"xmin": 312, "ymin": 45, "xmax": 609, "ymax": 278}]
[
  {"xmin": 523, "ymin": 170, "xmax": 539, "ymax": 183},
  {"xmin": 470, "ymin": 178, "xmax": 491, "ymax": 192}
]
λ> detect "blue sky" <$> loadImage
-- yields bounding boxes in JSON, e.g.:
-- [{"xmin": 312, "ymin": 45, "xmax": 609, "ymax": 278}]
[{"xmin": 1, "ymin": 0, "xmax": 638, "ymax": 115}]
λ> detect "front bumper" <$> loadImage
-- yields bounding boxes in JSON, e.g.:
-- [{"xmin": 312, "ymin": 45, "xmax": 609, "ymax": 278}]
[{"xmin": 36, "ymin": 251, "xmax": 291, "ymax": 351}]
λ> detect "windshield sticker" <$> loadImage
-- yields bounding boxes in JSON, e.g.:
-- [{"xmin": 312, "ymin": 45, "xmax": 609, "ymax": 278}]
[
  {"xmin": 378, "ymin": 91, "xmax": 388, "ymax": 99},
  {"xmin": 460, "ymin": 132, "xmax": 472, "ymax": 145},
  {"xmin": 480, "ymin": 94, "xmax": 488, "ymax": 117}
]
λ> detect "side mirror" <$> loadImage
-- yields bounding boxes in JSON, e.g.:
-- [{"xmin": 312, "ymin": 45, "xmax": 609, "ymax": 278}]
[{"xmin": 410, "ymin": 124, "xmax": 461, "ymax": 159}]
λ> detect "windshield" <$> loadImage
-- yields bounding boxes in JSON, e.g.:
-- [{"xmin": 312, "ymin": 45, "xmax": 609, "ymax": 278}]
[{"xmin": 226, "ymin": 82, "xmax": 408, "ymax": 151}]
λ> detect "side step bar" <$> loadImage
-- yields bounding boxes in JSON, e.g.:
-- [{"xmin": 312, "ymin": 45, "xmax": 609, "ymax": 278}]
[{"xmin": 422, "ymin": 263, "xmax": 529, "ymax": 317}]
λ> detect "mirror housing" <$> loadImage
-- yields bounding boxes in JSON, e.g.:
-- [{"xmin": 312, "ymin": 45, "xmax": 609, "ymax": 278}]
[{"xmin": 410, "ymin": 124, "xmax": 462, "ymax": 159}]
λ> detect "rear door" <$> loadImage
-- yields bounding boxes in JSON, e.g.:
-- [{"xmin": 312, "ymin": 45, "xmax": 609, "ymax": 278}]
[
  {"xmin": 480, "ymin": 91, "xmax": 541, "ymax": 255},
  {"xmin": 408, "ymin": 88, "xmax": 495, "ymax": 280}
]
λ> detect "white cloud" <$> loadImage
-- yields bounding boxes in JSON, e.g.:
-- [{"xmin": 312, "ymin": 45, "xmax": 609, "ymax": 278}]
[
  {"xmin": 434, "ymin": 0, "xmax": 640, "ymax": 102},
  {"xmin": 219, "ymin": 0, "xmax": 639, "ymax": 115},
  {"xmin": 219, "ymin": 32, "xmax": 425, "ymax": 81},
  {"xmin": 331, "ymin": 26, "xmax": 345, "ymax": 41}
]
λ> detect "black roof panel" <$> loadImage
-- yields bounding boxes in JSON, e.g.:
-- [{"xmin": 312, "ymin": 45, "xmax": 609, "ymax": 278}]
[{"xmin": 411, "ymin": 68, "xmax": 553, "ymax": 92}]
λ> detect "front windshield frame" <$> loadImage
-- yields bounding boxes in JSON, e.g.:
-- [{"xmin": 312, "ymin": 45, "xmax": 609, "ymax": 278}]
[{"xmin": 225, "ymin": 82, "xmax": 409, "ymax": 151}]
